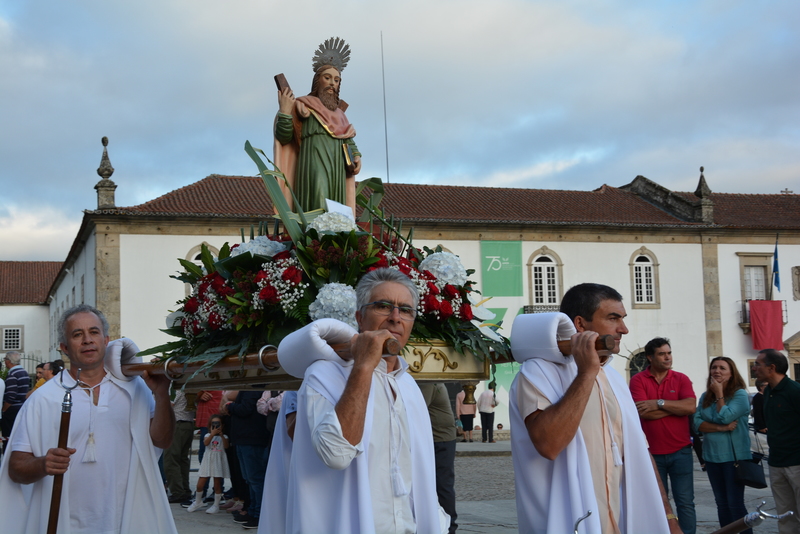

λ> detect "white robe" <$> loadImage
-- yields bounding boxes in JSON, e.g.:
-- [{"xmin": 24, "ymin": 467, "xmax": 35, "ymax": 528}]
[
  {"xmin": 259, "ymin": 391, "xmax": 296, "ymax": 534},
  {"xmin": 0, "ymin": 366, "xmax": 177, "ymax": 534},
  {"xmin": 275, "ymin": 319, "xmax": 445, "ymax": 534},
  {"xmin": 509, "ymin": 312, "xmax": 669, "ymax": 534}
]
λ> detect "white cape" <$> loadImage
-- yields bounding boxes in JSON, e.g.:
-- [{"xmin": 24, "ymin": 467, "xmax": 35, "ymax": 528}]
[
  {"xmin": 0, "ymin": 368, "xmax": 177, "ymax": 534},
  {"xmin": 509, "ymin": 312, "xmax": 668, "ymax": 534},
  {"xmin": 285, "ymin": 358, "xmax": 445, "ymax": 534},
  {"xmin": 259, "ymin": 391, "xmax": 295, "ymax": 534}
]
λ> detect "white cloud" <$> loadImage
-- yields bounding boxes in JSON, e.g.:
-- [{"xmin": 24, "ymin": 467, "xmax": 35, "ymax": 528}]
[{"xmin": 0, "ymin": 206, "xmax": 80, "ymax": 261}]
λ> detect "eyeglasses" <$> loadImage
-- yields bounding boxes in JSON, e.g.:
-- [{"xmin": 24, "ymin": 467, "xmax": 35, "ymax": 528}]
[{"xmin": 362, "ymin": 301, "xmax": 417, "ymax": 321}]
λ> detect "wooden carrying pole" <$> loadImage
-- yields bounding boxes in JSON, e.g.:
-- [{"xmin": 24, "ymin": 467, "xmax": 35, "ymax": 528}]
[
  {"xmin": 48, "ymin": 372, "xmax": 80, "ymax": 534},
  {"xmin": 120, "ymin": 336, "xmax": 614, "ymax": 379},
  {"xmin": 121, "ymin": 338, "xmax": 401, "ymax": 379}
]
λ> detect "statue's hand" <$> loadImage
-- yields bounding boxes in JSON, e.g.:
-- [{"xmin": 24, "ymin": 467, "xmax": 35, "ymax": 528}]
[
  {"xmin": 278, "ymin": 87, "xmax": 295, "ymax": 115},
  {"xmin": 353, "ymin": 155, "xmax": 362, "ymax": 175}
]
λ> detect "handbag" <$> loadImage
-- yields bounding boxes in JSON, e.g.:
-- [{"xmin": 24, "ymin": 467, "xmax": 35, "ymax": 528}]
[{"xmin": 729, "ymin": 433, "xmax": 768, "ymax": 489}]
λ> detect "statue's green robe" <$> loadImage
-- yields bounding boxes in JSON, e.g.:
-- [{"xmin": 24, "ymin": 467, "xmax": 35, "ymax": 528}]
[{"xmin": 274, "ymin": 96, "xmax": 360, "ymax": 213}]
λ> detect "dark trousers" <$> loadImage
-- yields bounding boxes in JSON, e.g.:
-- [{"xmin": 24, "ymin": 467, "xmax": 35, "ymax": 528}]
[
  {"xmin": 237, "ymin": 444, "xmax": 269, "ymax": 519},
  {"xmin": 227, "ymin": 444, "xmax": 249, "ymax": 506},
  {"xmin": 706, "ymin": 461, "xmax": 752, "ymax": 534},
  {"xmin": 434, "ymin": 439, "xmax": 458, "ymax": 534},
  {"xmin": 164, "ymin": 420, "xmax": 194, "ymax": 497},
  {"xmin": 654, "ymin": 446, "xmax": 696, "ymax": 534},
  {"xmin": 480, "ymin": 412, "xmax": 494, "ymax": 442},
  {"xmin": 1, "ymin": 405, "xmax": 22, "ymax": 450}
]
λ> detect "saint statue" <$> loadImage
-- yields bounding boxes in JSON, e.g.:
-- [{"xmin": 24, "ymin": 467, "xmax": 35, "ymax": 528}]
[{"xmin": 274, "ymin": 37, "xmax": 362, "ymax": 213}]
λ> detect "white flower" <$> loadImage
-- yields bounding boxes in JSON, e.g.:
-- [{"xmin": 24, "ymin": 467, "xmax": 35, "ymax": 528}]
[
  {"xmin": 230, "ymin": 236, "xmax": 287, "ymax": 258},
  {"xmin": 418, "ymin": 252, "xmax": 468, "ymax": 286},
  {"xmin": 309, "ymin": 283, "xmax": 358, "ymax": 329},
  {"xmin": 472, "ymin": 320, "xmax": 504, "ymax": 342},
  {"xmin": 468, "ymin": 293, "xmax": 496, "ymax": 322},
  {"xmin": 307, "ymin": 212, "xmax": 357, "ymax": 234}
]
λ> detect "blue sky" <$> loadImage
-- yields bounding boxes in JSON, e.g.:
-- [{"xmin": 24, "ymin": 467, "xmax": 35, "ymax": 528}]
[{"xmin": 1, "ymin": 0, "xmax": 798, "ymax": 260}]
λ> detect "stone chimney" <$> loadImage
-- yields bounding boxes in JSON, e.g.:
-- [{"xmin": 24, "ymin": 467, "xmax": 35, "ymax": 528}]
[{"xmin": 94, "ymin": 136, "xmax": 117, "ymax": 209}]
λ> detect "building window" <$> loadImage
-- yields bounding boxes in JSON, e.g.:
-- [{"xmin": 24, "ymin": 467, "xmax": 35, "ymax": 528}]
[
  {"xmin": 2, "ymin": 326, "xmax": 22, "ymax": 351},
  {"xmin": 184, "ymin": 242, "xmax": 220, "ymax": 296},
  {"xmin": 736, "ymin": 252, "xmax": 775, "ymax": 326},
  {"xmin": 628, "ymin": 247, "xmax": 660, "ymax": 309},
  {"xmin": 526, "ymin": 247, "xmax": 563, "ymax": 311},
  {"xmin": 627, "ymin": 349, "xmax": 648, "ymax": 380}
]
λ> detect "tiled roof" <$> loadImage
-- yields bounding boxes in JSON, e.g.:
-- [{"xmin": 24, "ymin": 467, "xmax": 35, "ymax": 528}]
[
  {"xmin": 0, "ymin": 261, "xmax": 62, "ymax": 304},
  {"xmin": 101, "ymin": 174, "xmax": 800, "ymax": 230}
]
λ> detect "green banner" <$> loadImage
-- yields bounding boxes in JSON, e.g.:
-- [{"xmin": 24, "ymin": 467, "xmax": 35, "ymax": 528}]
[{"xmin": 480, "ymin": 241, "xmax": 523, "ymax": 297}]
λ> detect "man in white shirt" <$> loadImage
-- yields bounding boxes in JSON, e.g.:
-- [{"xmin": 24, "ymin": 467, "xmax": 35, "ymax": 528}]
[
  {"xmin": 280, "ymin": 268, "xmax": 448, "ymax": 533},
  {"xmin": 510, "ymin": 283, "xmax": 680, "ymax": 534},
  {"xmin": 0, "ymin": 304, "xmax": 177, "ymax": 533}
]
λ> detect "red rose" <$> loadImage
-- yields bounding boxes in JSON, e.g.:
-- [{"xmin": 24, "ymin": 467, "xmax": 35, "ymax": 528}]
[
  {"xmin": 259, "ymin": 285, "xmax": 279, "ymax": 304},
  {"xmin": 439, "ymin": 300, "xmax": 454, "ymax": 320},
  {"xmin": 254, "ymin": 270, "xmax": 267, "ymax": 283},
  {"xmin": 422, "ymin": 294, "xmax": 440, "ymax": 313},
  {"xmin": 191, "ymin": 320, "xmax": 202, "ymax": 336},
  {"xmin": 210, "ymin": 273, "xmax": 227, "ymax": 293},
  {"xmin": 459, "ymin": 303, "xmax": 474, "ymax": 321},
  {"xmin": 395, "ymin": 258, "xmax": 413, "ymax": 275},
  {"xmin": 208, "ymin": 312, "xmax": 223, "ymax": 330},
  {"xmin": 443, "ymin": 284, "xmax": 459, "ymax": 299},
  {"xmin": 426, "ymin": 281, "xmax": 440, "ymax": 295},
  {"xmin": 422, "ymin": 269, "xmax": 436, "ymax": 281},
  {"xmin": 184, "ymin": 297, "xmax": 200, "ymax": 314},
  {"xmin": 272, "ymin": 251, "xmax": 291, "ymax": 261},
  {"xmin": 281, "ymin": 266, "xmax": 303, "ymax": 285}
]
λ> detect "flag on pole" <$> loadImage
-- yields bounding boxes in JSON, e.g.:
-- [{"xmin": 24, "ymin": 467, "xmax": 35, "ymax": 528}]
[{"xmin": 773, "ymin": 234, "xmax": 781, "ymax": 292}]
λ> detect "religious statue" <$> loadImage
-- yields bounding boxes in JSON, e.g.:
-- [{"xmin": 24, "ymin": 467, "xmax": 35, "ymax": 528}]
[{"xmin": 273, "ymin": 37, "xmax": 362, "ymax": 213}]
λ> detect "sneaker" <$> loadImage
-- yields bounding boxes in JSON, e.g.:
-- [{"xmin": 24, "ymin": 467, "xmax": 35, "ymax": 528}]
[
  {"xmin": 168, "ymin": 493, "xmax": 192, "ymax": 504},
  {"xmin": 242, "ymin": 518, "xmax": 260, "ymax": 529},
  {"xmin": 227, "ymin": 501, "xmax": 244, "ymax": 513},
  {"xmin": 233, "ymin": 512, "xmax": 251, "ymax": 524},
  {"xmin": 203, "ymin": 495, "xmax": 216, "ymax": 504},
  {"xmin": 205, "ymin": 503, "xmax": 220, "ymax": 514},
  {"xmin": 186, "ymin": 500, "xmax": 204, "ymax": 513},
  {"xmin": 180, "ymin": 499, "xmax": 194, "ymax": 508},
  {"xmin": 220, "ymin": 499, "xmax": 239, "ymax": 510}
]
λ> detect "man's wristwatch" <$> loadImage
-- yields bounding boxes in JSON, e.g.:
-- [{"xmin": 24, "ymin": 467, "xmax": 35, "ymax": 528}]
[
  {"xmin": 657, "ymin": 399, "xmax": 665, "ymax": 408},
  {"xmin": 666, "ymin": 514, "xmax": 678, "ymax": 521}
]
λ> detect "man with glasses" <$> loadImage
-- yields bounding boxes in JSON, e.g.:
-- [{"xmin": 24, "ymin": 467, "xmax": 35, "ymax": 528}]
[{"xmin": 276, "ymin": 268, "xmax": 448, "ymax": 533}]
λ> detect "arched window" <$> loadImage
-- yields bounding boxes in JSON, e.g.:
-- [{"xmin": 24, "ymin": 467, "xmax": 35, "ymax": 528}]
[
  {"xmin": 628, "ymin": 349, "xmax": 648, "ymax": 380},
  {"xmin": 629, "ymin": 247, "xmax": 660, "ymax": 309},
  {"xmin": 526, "ymin": 247, "xmax": 563, "ymax": 312}
]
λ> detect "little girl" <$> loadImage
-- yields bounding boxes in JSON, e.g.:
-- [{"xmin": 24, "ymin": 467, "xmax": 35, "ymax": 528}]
[{"xmin": 187, "ymin": 414, "xmax": 231, "ymax": 514}]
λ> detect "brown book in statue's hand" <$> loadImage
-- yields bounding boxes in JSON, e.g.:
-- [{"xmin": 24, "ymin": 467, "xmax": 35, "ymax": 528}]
[
  {"xmin": 343, "ymin": 143, "xmax": 355, "ymax": 174},
  {"xmin": 274, "ymin": 73, "xmax": 290, "ymax": 92}
]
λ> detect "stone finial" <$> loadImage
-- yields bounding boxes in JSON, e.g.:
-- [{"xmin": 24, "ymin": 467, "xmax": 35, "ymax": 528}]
[
  {"xmin": 94, "ymin": 136, "xmax": 117, "ymax": 209},
  {"xmin": 694, "ymin": 166, "xmax": 711, "ymax": 199}
]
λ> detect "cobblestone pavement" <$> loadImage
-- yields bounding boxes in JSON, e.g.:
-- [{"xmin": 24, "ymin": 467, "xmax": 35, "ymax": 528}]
[{"xmin": 455, "ymin": 455, "xmax": 516, "ymax": 501}]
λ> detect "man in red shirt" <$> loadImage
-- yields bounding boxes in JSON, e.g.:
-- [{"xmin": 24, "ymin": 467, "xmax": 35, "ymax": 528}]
[{"xmin": 630, "ymin": 337, "xmax": 697, "ymax": 534}]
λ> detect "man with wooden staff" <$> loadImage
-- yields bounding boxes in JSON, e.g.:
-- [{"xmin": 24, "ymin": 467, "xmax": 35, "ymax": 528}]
[
  {"xmin": 275, "ymin": 268, "xmax": 449, "ymax": 533},
  {"xmin": 0, "ymin": 304, "xmax": 178, "ymax": 533},
  {"xmin": 509, "ymin": 283, "xmax": 681, "ymax": 534}
]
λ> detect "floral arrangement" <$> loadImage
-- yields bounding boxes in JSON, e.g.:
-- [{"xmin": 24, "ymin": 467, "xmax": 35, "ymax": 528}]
[{"xmin": 138, "ymin": 143, "xmax": 510, "ymax": 374}]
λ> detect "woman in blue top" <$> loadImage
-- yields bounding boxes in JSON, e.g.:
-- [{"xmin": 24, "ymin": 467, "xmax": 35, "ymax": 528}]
[{"xmin": 693, "ymin": 356, "xmax": 753, "ymax": 534}]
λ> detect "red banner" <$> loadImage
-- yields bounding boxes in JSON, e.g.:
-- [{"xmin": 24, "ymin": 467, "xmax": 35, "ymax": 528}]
[{"xmin": 749, "ymin": 300, "xmax": 783, "ymax": 350}]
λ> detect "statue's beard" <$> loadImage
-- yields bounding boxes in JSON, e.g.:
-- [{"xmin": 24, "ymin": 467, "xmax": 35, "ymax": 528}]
[{"xmin": 317, "ymin": 88, "xmax": 340, "ymax": 111}]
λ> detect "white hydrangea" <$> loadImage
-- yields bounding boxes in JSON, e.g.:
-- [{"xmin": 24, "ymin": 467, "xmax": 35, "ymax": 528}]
[
  {"xmin": 308, "ymin": 283, "xmax": 358, "ymax": 329},
  {"xmin": 307, "ymin": 212, "xmax": 357, "ymax": 234},
  {"xmin": 418, "ymin": 252, "xmax": 468, "ymax": 286},
  {"xmin": 230, "ymin": 236, "xmax": 287, "ymax": 258}
]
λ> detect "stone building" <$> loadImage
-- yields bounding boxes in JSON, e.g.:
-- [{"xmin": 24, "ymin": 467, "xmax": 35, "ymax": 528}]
[{"xmin": 43, "ymin": 144, "xmax": 800, "ymax": 427}]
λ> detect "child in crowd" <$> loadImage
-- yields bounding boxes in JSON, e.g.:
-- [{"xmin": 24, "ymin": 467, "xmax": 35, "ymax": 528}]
[{"xmin": 187, "ymin": 414, "xmax": 231, "ymax": 514}]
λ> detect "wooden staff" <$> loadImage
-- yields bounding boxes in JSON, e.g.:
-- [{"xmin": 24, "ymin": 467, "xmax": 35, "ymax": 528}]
[
  {"xmin": 48, "ymin": 370, "xmax": 80, "ymax": 534},
  {"xmin": 121, "ymin": 338, "xmax": 402, "ymax": 378}
]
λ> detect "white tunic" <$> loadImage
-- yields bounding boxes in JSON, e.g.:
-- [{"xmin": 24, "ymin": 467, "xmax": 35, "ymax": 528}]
[{"xmin": 0, "ymin": 369, "xmax": 177, "ymax": 534}]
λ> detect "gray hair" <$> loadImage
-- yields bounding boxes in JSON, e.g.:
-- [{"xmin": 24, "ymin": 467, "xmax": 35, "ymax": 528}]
[
  {"xmin": 57, "ymin": 304, "xmax": 109, "ymax": 346},
  {"xmin": 356, "ymin": 268, "xmax": 419, "ymax": 310},
  {"xmin": 4, "ymin": 351, "xmax": 21, "ymax": 365}
]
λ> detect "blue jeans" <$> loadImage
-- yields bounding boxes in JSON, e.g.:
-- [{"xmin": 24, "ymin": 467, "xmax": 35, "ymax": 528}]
[
  {"xmin": 705, "ymin": 461, "xmax": 752, "ymax": 534},
  {"xmin": 236, "ymin": 445, "xmax": 269, "ymax": 519},
  {"xmin": 655, "ymin": 446, "xmax": 696, "ymax": 534}
]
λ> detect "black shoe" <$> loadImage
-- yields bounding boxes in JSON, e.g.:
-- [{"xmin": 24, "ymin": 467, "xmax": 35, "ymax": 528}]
[
  {"xmin": 168, "ymin": 493, "xmax": 192, "ymax": 504},
  {"xmin": 180, "ymin": 499, "xmax": 194, "ymax": 508},
  {"xmin": 242, "ymin": 518, "xmax": 260, "ymax": 529},
  {"xmin": 203, "ymin": 495, "xmax": 215, "ymax": 504},
  {"xmin": 233, "ymin": 512, "xmax": 251, "ymax": 524}
]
